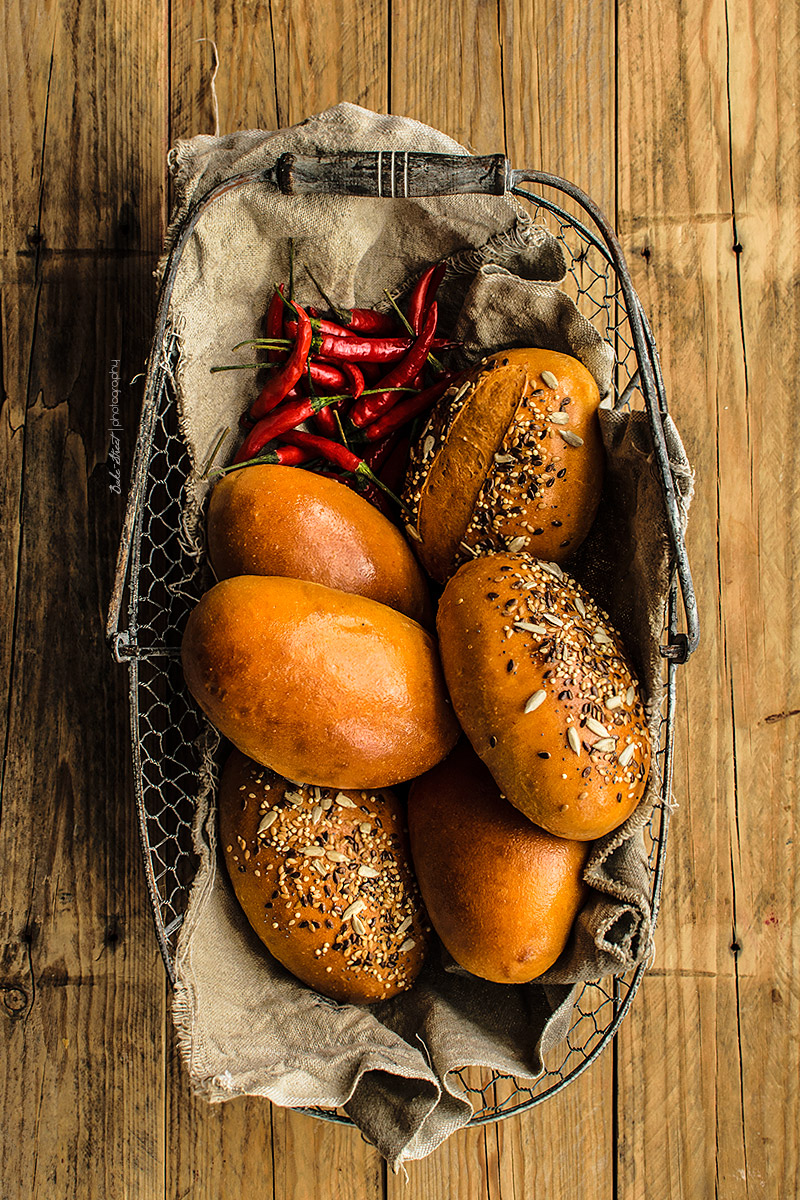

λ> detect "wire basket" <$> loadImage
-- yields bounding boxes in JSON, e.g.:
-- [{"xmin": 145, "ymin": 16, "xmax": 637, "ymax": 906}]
[{"xmin": 107, "ymin": 153, "xmax": 697, "ymax": 1125}]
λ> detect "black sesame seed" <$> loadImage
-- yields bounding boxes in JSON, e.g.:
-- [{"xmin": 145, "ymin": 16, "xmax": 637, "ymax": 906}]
[
  {"xmin": 560, "ymin": 538, "xmax": 571, "ymax": 547},
  {"xmin": 552, "ymin": 520, "xmax": 562, "ymax": 527},
  {"xmin": 489, "ymin": 735, "xmax": 498, "ymax": 748},
  {"xmin": 538, "ymin": 751, "xmax": 551, "ymax": 759},
  {"xmin": 507, "ymin": 660, "xmax": 515, "ymax": 673},
  {"xmin": 533, "ymin": 527, "xmax": 544, "ymax": 536},
  {"xmin": 557, "ymin": 468, "xmax": 567, "ymax": 478}
]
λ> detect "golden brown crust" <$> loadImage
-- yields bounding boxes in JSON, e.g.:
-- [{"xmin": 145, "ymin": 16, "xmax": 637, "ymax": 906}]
[
  {"xmin": 408, "ymin": 741, "xmax": 589, "ymax": 984},
  {"xmin": 220, "ymin": 749, "xmax": 429, "ymax": 1004},
  {"xmin": 207, "ymin": 465, "xmax": 432, "ymax": 627},
  {"xmin": 436, "ymin": 554, "xmax": 651, "ymax": 841},
  {"xmin": 182, "ymin": 575, "xmax": 460, "ymax": 789},
  {"xmin": 403, "ymin": 348, "xmax": 604, "ymax": 583}
]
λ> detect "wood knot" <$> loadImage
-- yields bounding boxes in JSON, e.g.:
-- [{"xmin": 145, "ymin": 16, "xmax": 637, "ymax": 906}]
[{"xmin": 1, "ymin": 986, "xmax": 29, "ymax": 1016}]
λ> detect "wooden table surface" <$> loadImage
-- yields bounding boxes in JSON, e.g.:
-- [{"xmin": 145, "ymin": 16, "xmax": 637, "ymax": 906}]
[{"xmin": 2, "ymin": 1, "xmax": 797, "ymax": 1196}]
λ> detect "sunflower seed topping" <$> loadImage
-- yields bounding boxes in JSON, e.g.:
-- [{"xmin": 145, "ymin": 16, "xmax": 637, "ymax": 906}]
[
  {"xmin": 593, "ymin": 737, "xmax": 617, "ymax": 753},
  {"xmin": 405, "ymin": 524, "xmax": 422, "ymax": 543},
  {"xmin": 311, "ymin": 804, "xmax": 323, "ymax": 823},
  {"xmin": 568, "ymin": 726, "xmax": 582, "ymax": 755},
  {"xmin": 283, "ymin": 790, "xmax": 304, "ymax": 805},
  {"xmin": 561, "ymin": 430, "xmax": 584, "ymax": 448},
  {"xmin": 352, "ymin": 914, "xmax": 367, "ymax": 936},
  {"xmin": 542, "ymin": 613, "xmax": 564, "ymax": 627},
  {"xmin": 397, "ymin": 916, "xmax": 413, "ymax": 936},
  {"xmin": 494, "ymin": 452, "xmax": 515, "ymax": 464},
  {"xmin": 343, "ymin": 899, "xmax": 366, "ymax": 921},
  {"xmin": 256, "ymin": 811, "xmax": 278, "ymax": 835},
  {"xmin": 358, "ymin": 865, "xmax": 380, "ymax": 879},
  {"xmin": 300, "ymin": 845, "xmax": 325, "ymax": 858},
  {"xmin": 360, "ymin": 822, "xmax": 372, "ymax": 835},
  {"xmin": 335, "ymin": 792, "xmax": 357, "ymax": 808},
  {"xmin": 593, "ymin": 630, "xmax": 613, "ymax": 645},
  {"xmin": 540, "ymin": 561, "xmax": 565, "ymax": 579},
  {"xmin": 549, "ymin": 412, "xmax": 569, "ymax": 425},
  {"xmin": 618, "ymin": 742, "xmax": 637, "ymax": 767},
  {"xmin": 507, "ymin": 536, "xmax": 528, "ymax": 552},
  {"xmin": 399, "ymin": 939, "xmax": 416, "ymax": 953},
  {"xmin": 515, "ymin": 620, "xmax": 547, "ymax": 635},
  {"xmin": 626, "ymin": 685, "xmax": 636, "ymax": 706},
  {"xmin": 326, "ymin": 850, "xmax": 349, "ymax": 863},
  {"xmin": 605, "ymin": 694, "xmax": 624, "ymax": 710},
  {"xmin": 585, "ymin": 716, "xmax": 610, "ymax": 738},
  {"xmin": 541, "ymin": 370, "xmax": 559, "ymax": 389},
  {"xmin": 575, "ymin": 596, "xmax": 586, "ymax": 617},
  {"xmin": 524, "ymin": 690, "xmax": 547, "ymax": 713}
]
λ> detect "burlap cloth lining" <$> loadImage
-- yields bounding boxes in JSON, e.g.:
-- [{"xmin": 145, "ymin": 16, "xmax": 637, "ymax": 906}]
[{"xmin": 160, "ymin": 104, "xmax": 693, "ymax": 1167}]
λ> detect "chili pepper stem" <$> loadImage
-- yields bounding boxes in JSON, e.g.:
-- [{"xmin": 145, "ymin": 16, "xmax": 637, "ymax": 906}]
[
  {"xmin": 354, "ymin": 463, "xmax": 410, "ymax": 513},
  {"xmin": 201, "ymin": 426, "xmax": 231, "ymax": 478},
  {"xmin": 304, "ymin": 263, "xmax": 349, "ymax": 323},
  {"xmin": 383, "ymin": 288, "xmax": 445, "ymax": 373},
  {"xmin": 333, "ymin": 409, "xmax": 350, "ymax": 448}
]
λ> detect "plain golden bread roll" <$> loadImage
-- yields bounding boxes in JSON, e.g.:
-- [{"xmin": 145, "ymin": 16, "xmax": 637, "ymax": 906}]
[
  {"xmin": 182, "ymin": 575, "xmax": 459, "ymax": 788},
  {"xmin": 220, "ymin": 750, "xmax": 429, "ymax": 1004},
  {"xmin": 408, "ymin": 742, "xmax": 589, "ymax": 984},
  {"xmin": 436, "ymin": 554, "xmax": 651, "ymax": 840},
  {"xmin": 402, "ymin": 348, "xmax": 604, "ymax": 582},
  {"xmin": 208, "ymin": 465, "xmax": 432, "ymax": 626}
]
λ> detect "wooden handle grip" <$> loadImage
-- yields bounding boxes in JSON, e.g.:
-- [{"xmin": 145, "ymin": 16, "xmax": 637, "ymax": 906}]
[{"xmin": 274, "ymin": 151, "xmax": 511, "ymax": 198}]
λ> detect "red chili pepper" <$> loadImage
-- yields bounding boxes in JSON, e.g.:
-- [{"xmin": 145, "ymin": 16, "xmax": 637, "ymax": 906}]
[
  {"xmin": 264, "ymin": 286, "xmax": 285, "ymax": 362},
  {"xmin": 233, "ymin": 390, "xmax": 339, "ymax": 463},
  {"xmin": 309, "ymin": 333, "xmax": 417, "ymax": 364},
  {"xmin": 280, "ymin": 431, "xmax": 409, "ymax": 510},
  {"xmin": 361, "ymin": 375, "xmax": 456, "ymax": 441},
  {"xmin": 379, "ymin": 432, "xmax": 413, "ymax": 494},
  {"xmin": 248, "ymin": 303, "xmax": 313, "ymax": 421},
  {"xmin": 349, "ymin": 303, "xmax": 439, "ymax": 428},
  {"xmin": 338, "ymin": 361, "xmax": 365, "ymax": 400},
  {"xmin": 340, "ymin": 308, "xmax": 397, "ymax": 336},
  {"xmin": 406, "ymin": 265, "xmax": 437, "ymax": 335},
  {"xmin": 313, "ymin": 404, "xmax": 339, "ymax": 437},
  {"xmin": 362, "ymin": 433, "xmax": 399, "ymax": 473},
  {"xmin": 285, "ymin": 316, "xmax": 358, "ymax": 340}
]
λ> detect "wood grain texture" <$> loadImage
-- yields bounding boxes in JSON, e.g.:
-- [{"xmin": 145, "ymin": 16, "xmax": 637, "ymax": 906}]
[
  {"xmin": 2, "ymin": 0, "xmax": 798, "ymax": 1195},
  {"xmin": 0, "ymin": 2, "xmax": 168, "ymax": 1199}
]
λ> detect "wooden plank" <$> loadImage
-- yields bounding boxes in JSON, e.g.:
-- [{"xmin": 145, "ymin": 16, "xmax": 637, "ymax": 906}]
[
  {"xmin": 165, "ymin": 7, "xmax": 389, "ymax": 1198},
  {"xmin": 388, "ymin": 3, "xmax": 616, "ymax": 1193},
  {"xmin": 723, "ymin": 0, "xmax": 800, "ymax": 1192},
  {"xmin": 0, "ymin": 2, "xmax": 168, "ymax": 1198},
  {"xmin": 616, "ymin": 0, "xmax": 800, "ymax": 1194}
]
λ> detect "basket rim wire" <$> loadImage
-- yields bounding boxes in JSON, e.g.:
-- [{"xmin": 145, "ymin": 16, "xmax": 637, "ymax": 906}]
[{"xmin": 107, "ymin": 156, "xmax": 694, "ymax": 1126}]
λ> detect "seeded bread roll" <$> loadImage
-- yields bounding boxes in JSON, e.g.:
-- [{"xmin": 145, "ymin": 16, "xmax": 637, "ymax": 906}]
[
  {"xmin": 436, "ymin": 553, "xmax": 651, "ymax": 841},
  {"xmin": 402, "ymin": 348, "xmax": 604, "ymax": 583},
  {"xmin": 208, "ymin": 465, "xmax": 432, "ymax": 626},
  {"xmin": 219, "ymin": 749, "xmax": 429, "ymax": 1005},
  {"xmin": 409, "ymin": 741, "xmax": 590, "ymax": 983}
]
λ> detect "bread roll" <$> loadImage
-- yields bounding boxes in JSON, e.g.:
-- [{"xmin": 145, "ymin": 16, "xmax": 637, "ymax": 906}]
[
  {"xmin": 408, "ymin": 741, "xmax": 589, "ymax": 983},
  {"xmin": 402, "ymin": 348, "xmax": 604, "ymax": 582},
  {"xmin": 436, "ymin": 553, "xmax": 651, "ymax": 840},
  {"xmin": 220, "ymin": 749, "xmax": 429, "ymax": 1004},
  {"xmin": 208, "ymin": 465, "xmax": 432, "ymax": 625},
  {"xmin": 182, "ymin": 575, "xmax": 459, "ymax": 789}
]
